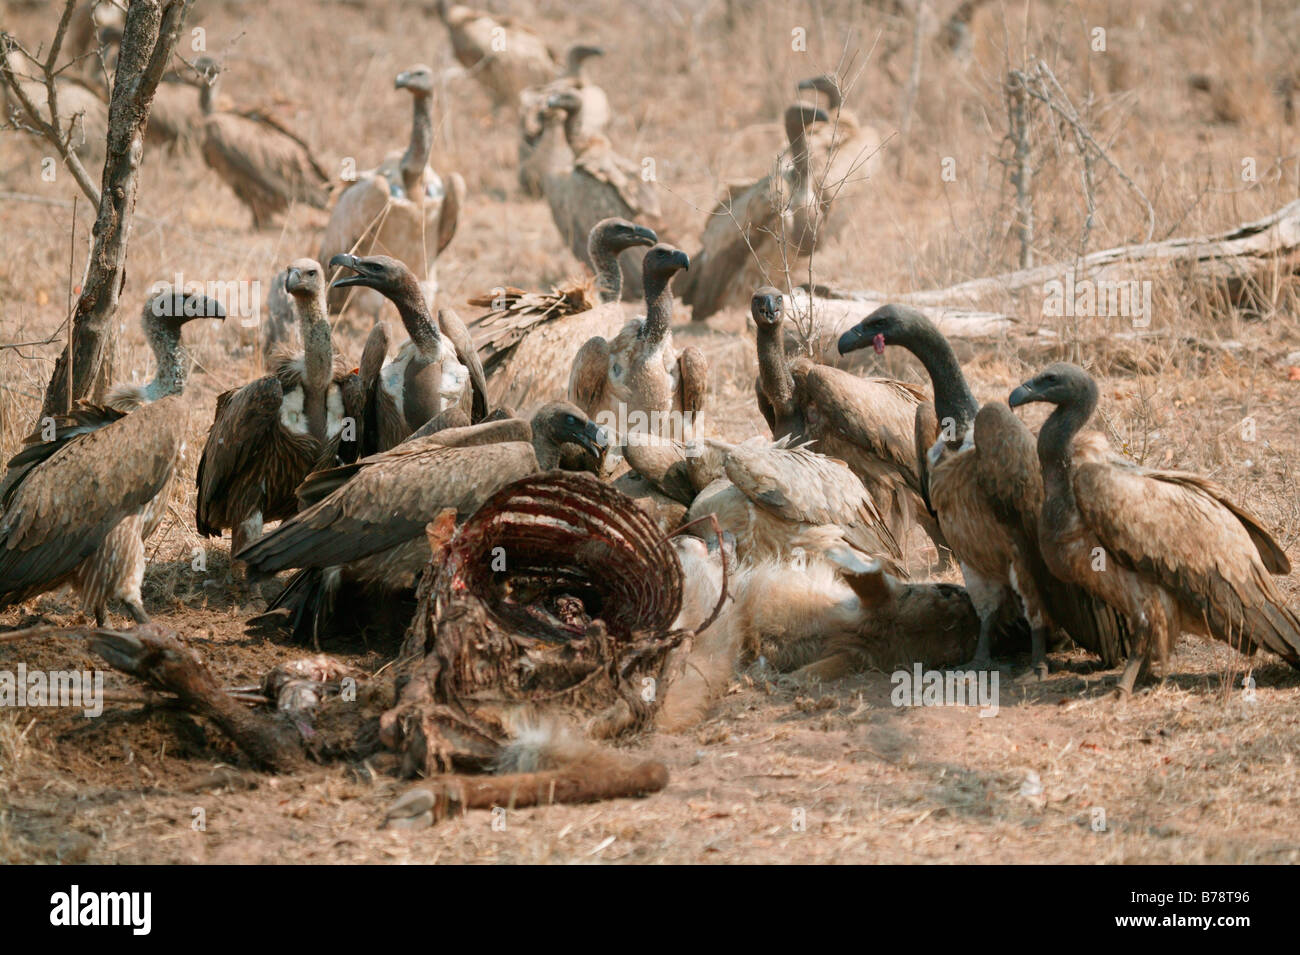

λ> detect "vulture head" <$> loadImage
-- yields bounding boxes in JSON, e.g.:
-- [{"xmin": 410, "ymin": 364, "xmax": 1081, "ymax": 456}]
[
  {"xmin": 750, "ymin": 286, "xmax": 784, "ymax": 328},
  {"xmin": 145, "ymin": 287, "xmax": 227, "ymax": 328},
  {"xmin": 783, "ymin": 103, "xmax": 830, "ymax": 147},
  {"xmin": 532, "ymin": 401, "xmax": 610, "ymax": 464},
  {"xmin": 642, "ymin": 243, "xmax": 690, "ymax": 286},
  {"xmin": 837, "ymin": 303, "xmax": 929, "ymax": 357},
  {"xmin": 545, "ymin": 89, "xmax": 585, "ymax": 118},
  {"xmin": 589, "ymin": 217, "xmax": 658, "ymax": 258},
  {"xmin": 285, "ymin": 258, "xmax": 327, "ymax": 303},
  {"xmin": 328, "ymin": 253, "xmax": 421, "ymax": 303},
  {"xmin": 797, "ymin": 73, "xmax": 844, "ymax": 111},
  {"xmin": 1009, "ymin": 362, "xmax": 1098, "ymax": 413},
  {"xmin": 395, "ymin": 65, "xmax": 434, "ymax": 96},
  {"xmin": 193, "ymin": 55, "xmax": 221, "ymax": 86},
  {"xmin": 566, "ymin": 44, "xmax": 605, "ymax": 76}
]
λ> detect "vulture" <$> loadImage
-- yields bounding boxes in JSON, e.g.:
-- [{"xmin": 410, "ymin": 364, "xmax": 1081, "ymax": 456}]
[
  {"xmin": 541, "ymin": 90, "xmax": 662, "ymax": 302},
  {"xmin": 685, "ymin": 437, "xmax": 902, "ymax": 569},
  {"xmin": 435, "ymin": 0, "xmax": 559, "ymax": 108},
  {"xmin": 569, "ymin": 244, "xmax": 707, "ymax": 449},
  {"xmin": 518, "ymin": 44, "xmax": 608, "ymax": 197},
  {"xmin": 750, "ymin": 288, "xmax": 946, "ymax": 566},
  {"xmin": 0, "ymin": 290, "xmax": 225, "ymax": 624},
  {"xmin": 328, "ymin": 253, "xmax": 488, "ymax": 451},
  {"xmin": 195, "ymin": 57, "xmax": 330, "ymax": 229},
  {"xmin": 196, "ymin": 259, "xmax": 362, "ymax": 566},
  {"xmin": 469, "ymin": 216, "xmax": 658, "ymax": 413},
  {"xmin": 1009, "ymin": 362, "xmax": 1300, "ymax": 693},
  {"xmin": 797, "ymin": 73, "xmax": 884, "ymax": 210},
  {"xmin": 238, "ymin": 403, "xmax": 607, "ymax": 644},
  {"xmin": 839, "ymin": 305, "xmax": 1133, "ymax": 678},
  {"xmin": 677, "ymin": 104, "xmax": 830, "ymax": 322},
  {"xmin": 319, "ymin": 65, "xmax": 465, "ymax": 319}
]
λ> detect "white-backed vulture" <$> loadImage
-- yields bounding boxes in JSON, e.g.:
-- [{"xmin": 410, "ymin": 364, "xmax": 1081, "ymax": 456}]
[
  {"xmin": 328, "ymin": 253, "xmax": 488, "ymax": 450},
  {"xmin": 435, "ymin": 0, "xmax": 559, "ymax": 108},
  {"xmin": 749, "ymin": 288, "xmax": 946, "ymax": 567},
  {"xmin": 196, "ymin": 259, "xmax": 362, "ymax": 565},
  {"xmin": 677, "ymin": 104, "xmax": 830, "ymax": 322},
  {"xmin": 542, "ymin": 90, "xmax": 662, "ymax": 302},
  {"xmin": 839, "ymin": 305, "xmax": 1134, "ymax": 678},
  {"xmin": 518, "ymin": 45, "xmax": 607, "ymax": 197},
  {"xmin": 569, "ymin": 244, "xmax": 706, "ymax": 450},
  {"xmin": 194, "ymin": 57, "xmax": 330, "ymax": 229},
  {"xmin": 685, "ymin": 437, "xmax": 901, "ymax": 569},
  {"xmin": 239, "ymin": 403, "xmax": 607, "ymax": 644},
  {"xmin": 1009, "ymin": 362, "xmax": 1300, "ymax": 693},
  {"xmin": 469, "ymin": 217, "xmax": 657, "ymax": 412},
  {"xmin": 0, "ymin": 290, "xmax": 225, "ymax": 624},
  {"xmin": 319, "ymin": 65, "xmax": 465, "ymax": 320},
  {"xmin": 797, "ymin": 74, "xmax": 884, "ymax": 220}
]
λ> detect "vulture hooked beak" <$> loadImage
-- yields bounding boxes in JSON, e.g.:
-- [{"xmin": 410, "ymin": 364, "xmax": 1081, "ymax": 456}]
[
  {"xmin": 668, "ymin": 248, "xmax": 690, "ymax": 272},
  {"xmin": 567, "ymin": 416, "xmax": 610, "ymax": 462},
  {"xmin": 837, "ymin": 321, "xmax": 884, "ymax": 356},
  {"xmin": 328, "ymin": 253, "xmax": 374, "ymax": 289},
  {"xmin": 1008, "ymin": 383, "xmax": 1036, "ymax": 408},
  {"xmin": 151, "ymin": 291, "xmax": 227, "ymax": 322},
  {"xmin": 626, "ymin": 223, "xmax": 659, "ymax": 248}
]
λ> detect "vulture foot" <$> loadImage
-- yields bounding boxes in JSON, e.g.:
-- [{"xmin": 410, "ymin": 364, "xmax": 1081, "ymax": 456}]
[
  {"xmin": 1114, "ymin": 653, "xmax": 1151, "ymax": 697},
  {"xmin": 1014, "ymin": 661, "xmax": 1049, "ymax": 684}
]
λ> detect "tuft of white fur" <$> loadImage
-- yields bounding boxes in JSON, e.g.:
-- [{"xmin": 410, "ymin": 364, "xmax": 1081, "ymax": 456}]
[{"xmin": 492, "ymin": 715, "xmax": 594, "ymax": 774}]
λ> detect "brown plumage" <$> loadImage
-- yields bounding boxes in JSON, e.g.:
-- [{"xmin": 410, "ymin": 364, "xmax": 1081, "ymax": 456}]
[
  {"xmin": 239, "ymin": 404, "xmax": 607, "ymax": 644},
  {"xmin": 685, "ymin": 437, "xmax": 902, "ymax": 569},
  {"xmin": 468, "ymin": 217, "xmax": 657, "ymax": 412},
  {"xmin": 196, "ymin": 259, "xmax": 362, "ymax": 564},
  {"xmin": 194, "ymin": 58, "xmax": 329, "ymax": 229},
  {"xmin": 569, "ymin": 245, "xmax": 706, "ymax": 449},
  {"xmin": 841, "ymin": 305, "xmax": 1133, "ymax": 677},
  {"xmin": 1010, "ymin": 362, "xmax": 1300, "ymax": 693},
  {"xmin": 329, "ymin": 254, "xmax": 488, "ymax": 451},
  {"xmin": 435, "ymin": 0, "xmax": 559, "ymax": 108},
  {"xmin": 796, "ymin": 74, "xmax": 884, "ymax": 238},
  {"xmin": 0, "ymin": 290, "xmax": 224, "ymax": 624},
  {"xmin": 320, "ymin": 65, "xmax": 464, "ymax": 319},
  {"xmin": 750, "ymin": 289, "xmax": 945, "ymax": 567},
  {"xmin": 541, "ymin": 90, "xmax": 662, "ymax": 302},
  {"xmin": 518, "ymin": 45, "xmax": 608, "ymax": 197},
  {"xmin": 677, "ymin": 104, "xmax": 830, "ymax": 322}
]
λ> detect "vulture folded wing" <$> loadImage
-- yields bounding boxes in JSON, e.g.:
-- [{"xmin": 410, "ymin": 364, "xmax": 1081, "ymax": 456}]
[
  {"xmin": 913, "ymin": 401, "xmax": 938, "ymax": 515},
  {"xmin": 575, "ymin": 146, "xmax": 660, "ymax": 220},
  {"xmin": 797, "ymin": 364, "xmax": 924, "ymax": 479},
  {"xmin": 722, "ymin": 443, "xmax": 901, "ymax": 563},
  {"xmin": 971, "ymin": 402, "xmax": 1042, "ymax": 540},
  {"xmin": 238, "ymin": 441, "xmax": 539, "ymax": 572},
  {"xmin": 1073, "ymin": 459, "xmax": 1300, "ymax": 662},
  {"xmin": 195, "ymin": 376, "xmax": 285, "ymax": 536},
  {"xmin": 436, "ymin": 171, "xmax": 466, "ymax": 255},
  {"xmin": 0, "ymin": 397, "xmax": 186, "ymax": 603},
  {"xmin": 0, "ymin": 404, "xmax": 127, "ymax": 508},
  {"xmin": 679, "ymin": 178, "xmax": 775, "ymax": 316},
  {"xmin": 568, "ymin": 335, "xmax": 612, "ymax": 414},
  {"xmin": 204, "ymin": 114, "xmax": 329, "ymax": 209},
  {"xmin": 438, "ymin": 308, "xmax": 489, "ymax": 421},
  {"xmin": 677, "ymin": 346, "xmax": 708, "ymax": 420}
]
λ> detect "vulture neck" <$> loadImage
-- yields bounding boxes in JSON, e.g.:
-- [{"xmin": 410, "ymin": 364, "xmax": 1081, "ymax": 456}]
[
  {"xmin": 390, "ymin": 283, "xmax": 444, "ymax": 361},
  {"xmin": 536, "ymin": 115, "xmax": 575, "ymax": 177},
  {"xmin": 905, "ymin": 324, "xmax": 979, "ymax": 441},
  {"xmin": 143, "ymin": 319, "xmax": 188, "ymax": 401},
  {"xmin": 1037, "ymin": 390, "xmax": 1096, "ymax": 507},
  {"xmin": 755, "ymin": 322, "xmax": 796, "ymax": 417},
  {"xmin": 640, "ymin": 269, "xmax": 675, "ymax": 346},
  {"xmin": 589, "ymin": 234, "xmax": 624, "ymax": 304},
  {"xmin": 400, "ymin": 92, "xmax": 433, "ymax": 198},
  {"xmin": 296, "ymin": 294, "xmax": 333, "ymax": 442},
  {"xmin": 531, "ymin": 428, "xmax": 564, "ymax": 470},
  {"xmin": 199, "ymin": 79, "xmax": 217, "ymax": 116}
]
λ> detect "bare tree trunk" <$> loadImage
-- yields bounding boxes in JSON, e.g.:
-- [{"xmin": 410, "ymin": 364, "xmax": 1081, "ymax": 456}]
[{"xmin": 36, "ymin": 0, "xmax": 191, "ymax": 418}]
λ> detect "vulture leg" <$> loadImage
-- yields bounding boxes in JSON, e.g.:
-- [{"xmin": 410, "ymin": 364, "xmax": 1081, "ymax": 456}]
[
  {"xmin": 1116, "ymin": 652, "xmax": 1150, "ymax": 696},
  {"xmin": 125, "ymin": 600, "xmax": 149, "ymax": 625}
]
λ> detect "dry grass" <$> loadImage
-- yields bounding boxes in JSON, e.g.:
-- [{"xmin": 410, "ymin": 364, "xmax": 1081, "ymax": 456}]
[{"xmin": 1, "ymin": 0, "xmax": 1300, "ymax": 863}]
